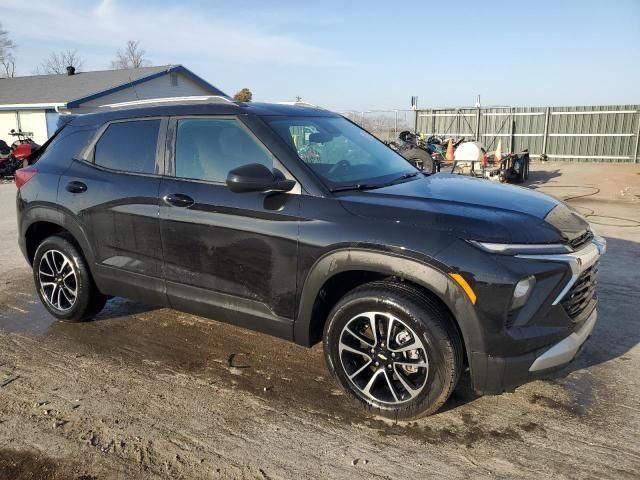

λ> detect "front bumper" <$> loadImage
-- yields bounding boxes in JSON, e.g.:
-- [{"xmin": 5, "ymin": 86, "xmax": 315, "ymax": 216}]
[
  {"xmin": 529, "ymin": 308, "xmax": 597, "ymax": 372},
  {"xmin": 471, "ymin": 307, "xmax": 597, "ymax": 394},
  {"xmin": 470, "ymin": 235, "xmax": 605, "ymax": 394}
]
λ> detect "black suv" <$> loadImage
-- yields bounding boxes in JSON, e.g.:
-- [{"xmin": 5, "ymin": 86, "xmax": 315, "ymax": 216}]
[{"xmin": 16, "ymin": 98, "xmax": 605, "ymax": 419}]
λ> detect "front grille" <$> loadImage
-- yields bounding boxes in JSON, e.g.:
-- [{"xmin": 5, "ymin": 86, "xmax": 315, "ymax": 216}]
[
  {"xmin": 561, "ymin": 261, "xmax": 598, "ymax": 320},
  {"xmin": 568, "ymin": 231, "xmax": 593, "ymax": 251}
]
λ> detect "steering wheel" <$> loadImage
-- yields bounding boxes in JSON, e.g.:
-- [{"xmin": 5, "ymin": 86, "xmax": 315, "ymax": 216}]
[{"xmin": 328, "ymin": 159, "xmax": 351, "ymax": 176}]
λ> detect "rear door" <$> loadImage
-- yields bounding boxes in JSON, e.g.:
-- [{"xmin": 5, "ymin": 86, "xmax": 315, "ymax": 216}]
[
  {"xmin": 158, "ymin": 116, "xmax": 300, "ymax": 337},
  {"xmin": 58, "ymin": 117, "xmax": 169, "ymax": 305}
]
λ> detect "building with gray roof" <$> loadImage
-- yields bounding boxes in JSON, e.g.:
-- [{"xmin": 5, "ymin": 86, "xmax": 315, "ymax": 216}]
[{"xmin": 0, "ymin": 65, "xmax": 225, "ymax": 144}]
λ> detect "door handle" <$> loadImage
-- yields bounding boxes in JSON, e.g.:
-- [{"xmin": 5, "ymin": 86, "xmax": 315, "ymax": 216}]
[
  {"xmin": 163, "ymin": 193, "xmax": 195, "ymax": 208},
  {"xmin": 65, "ymin": 181, "xmax": 87, "ymax": 193}
]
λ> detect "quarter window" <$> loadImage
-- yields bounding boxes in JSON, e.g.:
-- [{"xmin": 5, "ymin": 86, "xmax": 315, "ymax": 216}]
[
  {"xmin": 94, "ymin": 120, "xmax": 160, "ymax": 174},
  {"xmin": 175, "ymin": 118, "xmax": 273, "ymax": 183}
]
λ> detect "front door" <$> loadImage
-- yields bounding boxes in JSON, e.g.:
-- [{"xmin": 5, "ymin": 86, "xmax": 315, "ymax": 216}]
[{"xmin": 158, "ymin": 116, "xmax": 300, "ymax": 337}]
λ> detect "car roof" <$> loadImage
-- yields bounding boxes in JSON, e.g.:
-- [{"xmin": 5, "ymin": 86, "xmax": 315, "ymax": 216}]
[{"xmin": 67, "ymin": 98, "xmax": 339, "ymax": 127}]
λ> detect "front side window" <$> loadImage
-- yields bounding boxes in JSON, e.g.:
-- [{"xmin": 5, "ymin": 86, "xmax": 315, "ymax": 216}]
[
  {"xmin": 264, "ymin": 115, "xmax": 417, "ymax": 190},
  {"xmin": 94, "ymin": 120, "xmax": 160, "ymax": 174},
  {"xmin": 175, "ymin": 118, "xmax": 273, "ymax": 183}
]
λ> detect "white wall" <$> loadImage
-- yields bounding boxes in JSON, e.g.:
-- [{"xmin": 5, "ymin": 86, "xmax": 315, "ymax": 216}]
[
  {"xmin": 0, "ymin": 112, "xmax": 18, "ymax": 145},
  {"xmin": 72, "ymin": 72, "xmax": 214, "ymax": 113},
  {"xmin": 0, "ymin": 110, "xmax": 48, "ymax": 146}
]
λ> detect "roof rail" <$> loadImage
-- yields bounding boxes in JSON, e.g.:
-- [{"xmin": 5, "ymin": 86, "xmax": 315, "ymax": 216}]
[
  {"xmin": 275, "ymin": 101, "xmax": 324, "ymax": 109},
  {"xmin": 101, "ymin": 95, "xmax": 234, "ymax": 109}
]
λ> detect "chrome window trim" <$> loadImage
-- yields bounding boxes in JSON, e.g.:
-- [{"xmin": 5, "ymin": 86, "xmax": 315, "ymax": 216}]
[
  {"xmin": 78, "ymin": 117, "xmax": 166, "ymax": 176},
  {"xmin": 167, "ymin": 115, "xmax": 302, "ymax": 195}
]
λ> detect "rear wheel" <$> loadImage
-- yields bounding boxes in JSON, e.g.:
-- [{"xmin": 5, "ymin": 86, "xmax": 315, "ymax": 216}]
[
  {"xmin": 33, "ymin": 235, "xmax": 107, "ymax": 322},
  {"xmin": 323, "ymin": 281, "xmax": 463, "ymax": 419}
]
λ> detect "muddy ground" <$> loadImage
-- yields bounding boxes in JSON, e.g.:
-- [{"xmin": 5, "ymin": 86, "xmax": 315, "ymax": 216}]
[{"xmin": 0, "ymin": 163, "xmax": 639, "ymax": 479}]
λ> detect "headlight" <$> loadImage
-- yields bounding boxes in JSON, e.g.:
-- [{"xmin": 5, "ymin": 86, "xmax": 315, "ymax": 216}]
[
  {"xmin": 468, "ymin": 241, "xmax": 572, "ymax": 255},
  {"xmin": 511, "ymin": 275, "xmax": 536, "ymax": 310}
]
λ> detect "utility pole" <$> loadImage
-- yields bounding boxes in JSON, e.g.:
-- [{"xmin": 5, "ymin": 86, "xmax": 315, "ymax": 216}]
[
  {"xmin": 411, "ymin": 96, "xmax": 419, "ymax": 134},
  {"xmin": 394, "ymin": 110, "xmax": 398, "ymax": 139},
  {"xmin": 542, "ymin": 107, "xmax": 551, "ymax": 159},
  {"xmin": 634, "ymin": 111, "xmax": 640, "ymax": 163},
  {"xmin": 509, "ymin": 108, "xmax": 515, "ymax": 153},
  {"xmin": 475, "ymin": 94, "xmax": 481, "ymax": 141}
]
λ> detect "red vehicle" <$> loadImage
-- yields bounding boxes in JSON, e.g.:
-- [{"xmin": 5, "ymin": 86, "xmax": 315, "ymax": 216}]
[{"xmin": 0, "ymin": 130, "xmax": 41, "ymax": 178}]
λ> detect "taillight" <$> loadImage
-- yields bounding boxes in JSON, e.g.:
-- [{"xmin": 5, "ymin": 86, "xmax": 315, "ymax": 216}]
[{"xmin": 15, "ymin": 166, "xmax": 38, "ymax": 189}]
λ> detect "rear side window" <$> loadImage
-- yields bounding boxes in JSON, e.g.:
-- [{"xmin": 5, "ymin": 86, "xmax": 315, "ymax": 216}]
[
  {"xmin": 32, "ymin": 125, "xmax": 96, "ymax": 166},
  {"xmin": 94, "ymin": 120, "xmax": 160, "ymax": 174}
]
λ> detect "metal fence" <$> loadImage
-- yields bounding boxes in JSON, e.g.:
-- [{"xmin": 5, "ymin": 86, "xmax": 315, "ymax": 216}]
[
  {"xmin": 341, "ymin": 110, "xmax": 416, "ymax": 142},
  {"xmin": 415, "ymin": 105, "xmax": 640, "ymax": 163}
]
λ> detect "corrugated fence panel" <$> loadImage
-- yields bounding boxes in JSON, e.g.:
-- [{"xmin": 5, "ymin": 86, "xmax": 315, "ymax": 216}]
[
  {"xmin": 415, "ymin": 104, "xmax": 640, "ymax": 163},
  {"xmin": 546, "ymin": 105, "xmax": 639, "ymax": 162},
  {"xmin": 511, "ymin": 107, "xmax": 546, "ymax": 156}
]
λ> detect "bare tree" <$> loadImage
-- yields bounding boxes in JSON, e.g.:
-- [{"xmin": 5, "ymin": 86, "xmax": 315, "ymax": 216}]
[
  {"xmin": 37, "ymin": 49, "xmax": 85, "ymax": 74},
  {"xmin": 1, "ymin": 57, "xmax": 16, "ymax": 77},
  {"xmin": 0, "ymin": 22, "xmax": 16, "ymax": 78},
  {"xmin": 111, "ymin": 40, "xmax": 151, "ymax": 69}
]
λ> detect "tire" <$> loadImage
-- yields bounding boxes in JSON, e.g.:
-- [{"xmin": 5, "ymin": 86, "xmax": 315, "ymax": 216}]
[
  {"xmin": 323, "ymin": 280, "xmax": 463, "ymax": 419},
  {"xmin": 402, "ymin": 149, "xmax": 435, "ymax": 174},
  {"xmin": 33, "ymin": 235, "xmax": 107, "ymax": 322}
]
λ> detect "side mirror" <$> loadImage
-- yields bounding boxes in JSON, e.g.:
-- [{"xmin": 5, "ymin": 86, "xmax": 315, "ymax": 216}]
[{"xmin": 226, "ymin": 163, "xmax": 296, "ymax": 194}]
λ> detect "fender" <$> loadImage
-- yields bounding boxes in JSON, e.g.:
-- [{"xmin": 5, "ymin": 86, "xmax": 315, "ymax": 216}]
[
  {"xmin": 20, "ymin": 204, "xmax": 97, "ymax": 267},
  {"xmin": 294, "ymin": 248, "xmax": 487, "ymax": 365}
]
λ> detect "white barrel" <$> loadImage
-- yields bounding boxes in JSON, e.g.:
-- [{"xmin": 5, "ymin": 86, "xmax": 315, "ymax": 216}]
[{"xmin": 454, "ymin": 141, "xmax": 485, "ymax": 161}]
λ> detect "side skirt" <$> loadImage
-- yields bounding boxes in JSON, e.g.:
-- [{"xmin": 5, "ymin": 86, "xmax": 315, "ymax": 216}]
[{"xmin": 166, "ymin": 281, "xmax": 294, "ymax": 341}]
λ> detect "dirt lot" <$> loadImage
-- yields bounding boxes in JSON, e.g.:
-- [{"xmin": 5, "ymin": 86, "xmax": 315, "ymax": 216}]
[{"xmin": 1, "ymin": 163, "xmax": 639, "ymax": 479}]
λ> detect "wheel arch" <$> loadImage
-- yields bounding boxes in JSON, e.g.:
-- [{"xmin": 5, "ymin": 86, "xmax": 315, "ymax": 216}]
[
  {"xmin": 294, "ymin": 249, "xmax": 486, "ymax": 362},
  {"xmin": 21, "ymin": 206, "xmax": 96, "ymax": 267}
]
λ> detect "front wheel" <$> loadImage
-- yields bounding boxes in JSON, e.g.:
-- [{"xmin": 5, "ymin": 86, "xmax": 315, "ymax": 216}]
[
  {"xmin": 33, "ymin": 235, "xmax": 107, "ymax": 322},
  {"xmin": 323, "ymin": 281, "xmax": 463, "ymax": 419}
]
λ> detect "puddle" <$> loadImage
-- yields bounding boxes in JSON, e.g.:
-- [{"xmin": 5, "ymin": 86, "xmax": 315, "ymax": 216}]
[
  {"xmin": 0, "ymin": 294, "xmax": 153, "ymax": 335},
  {"xmin": 0, "ymin": 290, "xmax": 568, "ymax": 444},
  {"xmin": 0, "ymin": 295, "xmax": 57, "ymax": 334},
  {"xmin": 0, "ymin": 291, "xmax": 362, "ymax": 420}
]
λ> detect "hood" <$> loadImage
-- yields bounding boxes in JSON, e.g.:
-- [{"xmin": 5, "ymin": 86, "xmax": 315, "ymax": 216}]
[{"xmin": 337, "ymin": 174, "xmax": 590, "ymax": 244}]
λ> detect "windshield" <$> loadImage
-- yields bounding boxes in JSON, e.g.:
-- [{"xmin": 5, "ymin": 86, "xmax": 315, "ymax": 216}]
[{"xmin": 264, "ymin": 115, "xmax": 418, "ymax": 190}]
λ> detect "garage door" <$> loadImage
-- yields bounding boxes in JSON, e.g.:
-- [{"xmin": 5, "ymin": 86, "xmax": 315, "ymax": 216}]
[{"xmin": 0, "ymin": 112, "xmax": 19, "ymax": 146}]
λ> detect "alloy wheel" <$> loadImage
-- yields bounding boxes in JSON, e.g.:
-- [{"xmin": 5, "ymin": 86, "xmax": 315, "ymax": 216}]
[
  {"xmin": 338, "ymin": 311, "xmax": 429, "ymax": 405},
  {"xmin": 38, "ymin": 249, "xmax": 78, "ymax": 312}
]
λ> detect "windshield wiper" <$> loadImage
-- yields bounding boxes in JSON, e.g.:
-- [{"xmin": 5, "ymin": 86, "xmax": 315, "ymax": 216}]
[
  {"xmin": 330, "ymin": 172, "xmax": 421, "ymax": 193},
  {"xmin": 387, "ymin": 171, "xmax": 420, "ymax": 184},
  {"xmin": 330, "ymin": 183, "xmax": 381, "ymax": 193}
]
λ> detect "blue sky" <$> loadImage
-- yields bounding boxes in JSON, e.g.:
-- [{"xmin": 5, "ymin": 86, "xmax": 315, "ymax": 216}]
[{"xmin": 1, "ymin": 0, "xmax": 638, "ymax": 110}]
